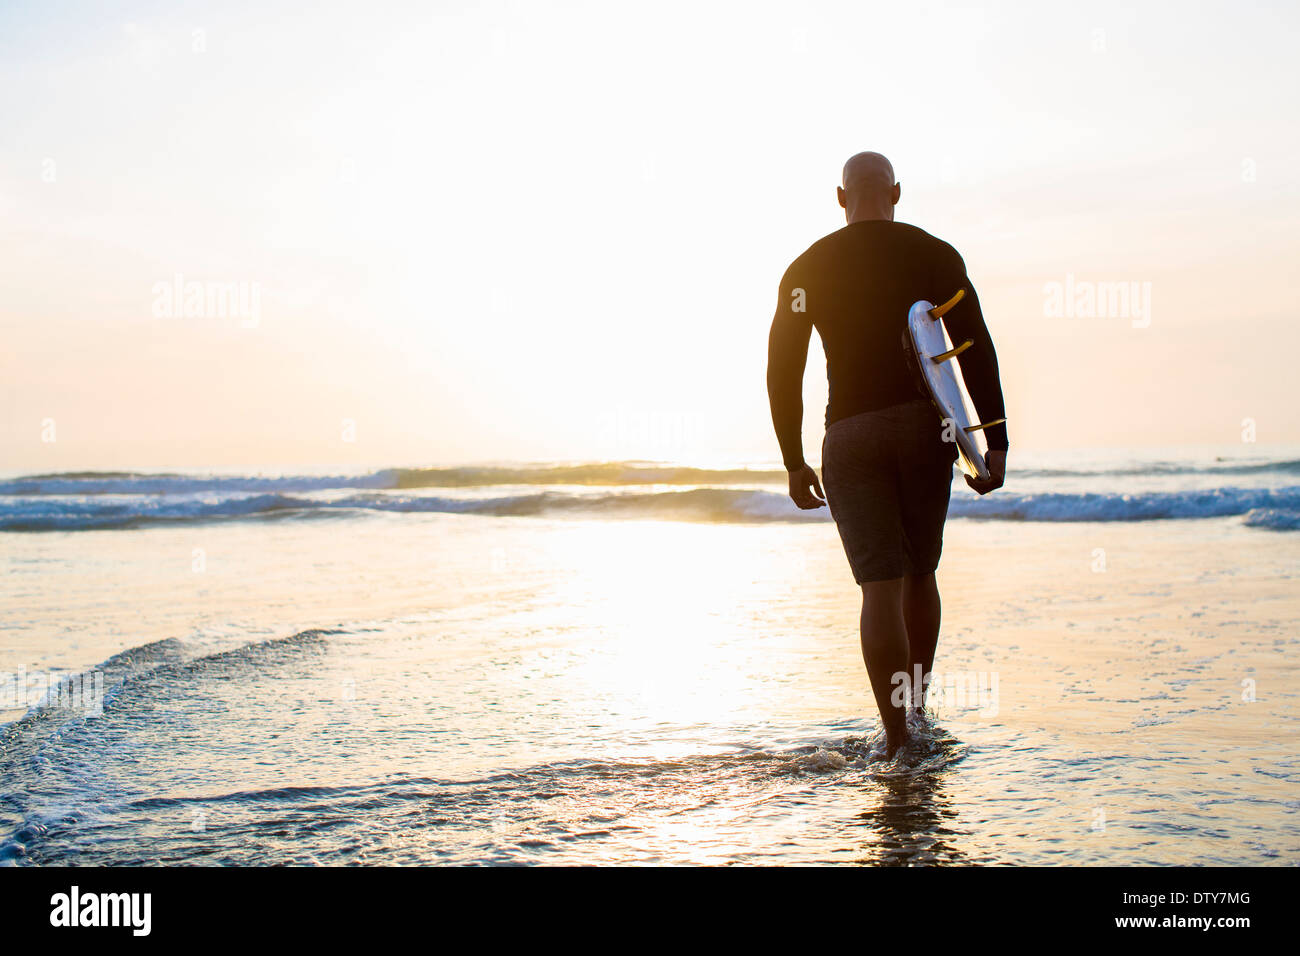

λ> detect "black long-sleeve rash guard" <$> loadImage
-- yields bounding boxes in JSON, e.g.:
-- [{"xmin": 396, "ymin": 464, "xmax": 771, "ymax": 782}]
[{"xmin": 766, "ymin": 220, "xmax": 1009, "ymax": 470}]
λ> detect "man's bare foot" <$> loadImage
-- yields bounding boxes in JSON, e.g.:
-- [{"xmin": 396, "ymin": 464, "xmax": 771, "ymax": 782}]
[{"xmin": 884, "ymin": 730, "xmax": 910, "ymax": 759}]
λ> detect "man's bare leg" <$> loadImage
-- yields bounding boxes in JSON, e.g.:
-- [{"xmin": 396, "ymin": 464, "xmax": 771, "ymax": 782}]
[
  {"xmin": 903, "ymin": 572, "xmax": 941, "ymax": 714},
  {"xmin": 859, "ymin": 577, "xmax": 910, "ymax": 756}
]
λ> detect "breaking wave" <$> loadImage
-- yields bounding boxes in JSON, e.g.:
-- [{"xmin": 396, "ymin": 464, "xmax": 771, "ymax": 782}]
[
  {"xmin": 6, "ymin": 455, "xmax": 1299, "ymax": 497},
  {"xmin": 3, "ymin": 484, "xmax": 1299, "ymax": 531}
]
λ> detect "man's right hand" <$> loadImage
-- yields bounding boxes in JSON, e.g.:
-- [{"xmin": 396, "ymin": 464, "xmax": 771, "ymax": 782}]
[
  {"xmin": 965, "ymin": 449, "xmax": 1006, "ymax": 495},
  {"xmin": 787, "ymin": 463, "xmax": 827, "ymax": 509}
]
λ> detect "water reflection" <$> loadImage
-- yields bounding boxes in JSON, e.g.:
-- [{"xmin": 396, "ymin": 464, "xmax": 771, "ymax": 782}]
[
  {"xmin": 852, "ymin": 769, "xmax": 969, "ymax": 865},
  {"xmin": 847, "ymin": 722, "xmax": 973, "ymax": 865}
]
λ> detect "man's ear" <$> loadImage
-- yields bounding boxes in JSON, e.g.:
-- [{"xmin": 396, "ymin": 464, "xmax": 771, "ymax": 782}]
[
  {"xmin": 892, "ymin": 182, "xmax": 901, "ymax": 206},
  {"xmin": 837, "ymin": 186, "xmax": 847, "ymax": 209}
]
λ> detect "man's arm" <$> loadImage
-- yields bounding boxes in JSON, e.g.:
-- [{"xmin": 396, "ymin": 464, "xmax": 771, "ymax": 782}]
[
  {"xmin": 938, "ymin": 252, "xmax": 1008, "ymax": 493},
  {"xmin": 942, "ymin": 280, "xmax": 1007, "ymax": 452},
  {"xmin": 766, "ymin": 270, "xmax": 825, "ymax": 509}
]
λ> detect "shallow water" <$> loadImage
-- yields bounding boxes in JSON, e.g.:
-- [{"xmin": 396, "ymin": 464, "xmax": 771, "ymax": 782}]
[{"xmin": 1, "ymin": 456, "xmax": 1298, "ymax": 865}]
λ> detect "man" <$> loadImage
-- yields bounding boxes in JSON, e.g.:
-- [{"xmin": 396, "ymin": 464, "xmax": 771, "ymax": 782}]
[{"xmin": 766, "ymin": 151, "xmax": 1008, "ymax": 758}]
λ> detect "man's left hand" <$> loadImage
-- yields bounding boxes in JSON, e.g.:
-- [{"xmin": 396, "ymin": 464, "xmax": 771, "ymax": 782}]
[{"xmin": 965, "ymin": 449, "xmax": 1006, "ymax": 495}]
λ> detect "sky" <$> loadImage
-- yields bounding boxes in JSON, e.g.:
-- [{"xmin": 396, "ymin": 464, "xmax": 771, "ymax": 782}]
[{"xmin": 2, "ymin": 0, "xmax": 1298, "ymax": 471}]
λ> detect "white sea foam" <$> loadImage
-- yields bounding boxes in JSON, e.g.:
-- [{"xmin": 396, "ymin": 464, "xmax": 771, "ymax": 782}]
[{"xmin": 2, "ymin": 482, "xmax": 1298, "ymax": 530}]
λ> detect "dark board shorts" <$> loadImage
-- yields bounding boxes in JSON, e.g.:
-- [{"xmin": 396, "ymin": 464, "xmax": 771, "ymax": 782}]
[{"xmin": 821, "ymin": 399, "xmax": 957, "ymax": 584}]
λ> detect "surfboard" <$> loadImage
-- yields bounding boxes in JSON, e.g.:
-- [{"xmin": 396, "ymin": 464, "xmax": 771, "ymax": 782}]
[{"xmin": 903, "ymin": 290, "xmax": 1006, "ymax": 482}]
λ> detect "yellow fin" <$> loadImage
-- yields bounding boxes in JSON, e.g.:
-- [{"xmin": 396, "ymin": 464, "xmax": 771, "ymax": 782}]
[
  {"xmin": 929, "ymin": 289, "xmax": 965, "ymax": 319},
  {"xmin": 930, "ymin": 338, "xmax": 973, "ymax": 363}
]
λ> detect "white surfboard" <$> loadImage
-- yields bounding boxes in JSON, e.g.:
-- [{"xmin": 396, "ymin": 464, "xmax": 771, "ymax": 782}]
[{"xmin": 904, "ymin": 291, "xmax": 1005, "ymax": 482}]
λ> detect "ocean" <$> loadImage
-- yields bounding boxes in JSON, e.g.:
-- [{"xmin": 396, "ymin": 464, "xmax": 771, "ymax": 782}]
[{"xmin": 1, "ymin": 448, "xmax": 1297, "ymax": 865}]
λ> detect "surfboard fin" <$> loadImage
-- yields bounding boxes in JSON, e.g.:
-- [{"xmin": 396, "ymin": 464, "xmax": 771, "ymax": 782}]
[
  {"xmin": 963, "ymin": 418, "xmax": 1008, "ymax": 434},
  {"xmin": 930, "ymin": 339, "xmax": 973, "ymax": 363},
  {"xmin": 929, "ymin": 289, "xmax": 965, "ymax": 320}
]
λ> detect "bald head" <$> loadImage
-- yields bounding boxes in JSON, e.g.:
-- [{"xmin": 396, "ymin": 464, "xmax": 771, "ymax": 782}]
[
  {"xmin": 838, "ymin": 151, "xmax": 900, "ymax": 224},
  {"xmin": 842, "ymin": 151, "xmax": 894, "ymax": 192}
]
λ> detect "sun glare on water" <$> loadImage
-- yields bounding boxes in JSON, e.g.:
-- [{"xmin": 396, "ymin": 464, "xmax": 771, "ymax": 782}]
[{"xmin": 550, "ymin": 522, "xmax": 765, "ymax": 727}]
